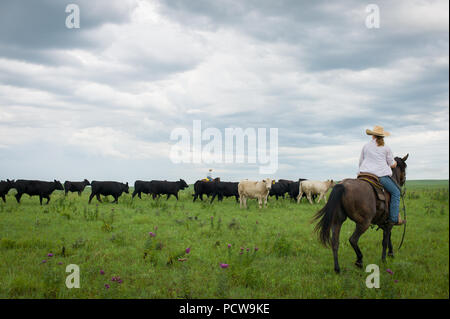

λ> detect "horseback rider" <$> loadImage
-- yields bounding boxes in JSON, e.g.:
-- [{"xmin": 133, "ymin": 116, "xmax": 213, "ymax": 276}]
[
  {"xmin": 358, "ymin": 126, "xmax": 406, "ymax": 226},
  {"xmin": 206, "ymin": 169, "xmax": 213, "ymax": 182}
]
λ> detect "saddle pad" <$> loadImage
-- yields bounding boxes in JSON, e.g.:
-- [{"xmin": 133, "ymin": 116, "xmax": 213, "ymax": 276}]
[{"xmin": 357, "ymin": 175, "xmax": 385, "ymax": 201}]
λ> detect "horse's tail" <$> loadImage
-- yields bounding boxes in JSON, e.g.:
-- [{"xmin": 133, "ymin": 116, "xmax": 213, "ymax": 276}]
[{"xmin": 313, "ymin": 183, "xmax": 345, "ymax": 247}]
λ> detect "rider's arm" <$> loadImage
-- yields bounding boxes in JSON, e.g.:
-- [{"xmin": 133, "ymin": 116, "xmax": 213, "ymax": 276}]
[
  {"xmin": 386, "ymin": 146, "xmax": 396, "ymax": 168},
  {"xmin": 358, "ymin": 147, "xmax": 365, "ymax": 168}
]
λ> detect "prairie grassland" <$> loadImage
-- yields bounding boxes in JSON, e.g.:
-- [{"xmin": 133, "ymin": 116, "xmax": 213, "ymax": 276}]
[{"xmin": 0, "ymin": 180, "xmax": 448, "ymax": 299}]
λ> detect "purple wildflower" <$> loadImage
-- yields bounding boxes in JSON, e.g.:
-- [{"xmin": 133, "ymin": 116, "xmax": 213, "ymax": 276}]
[
  {"xmin": 149, "ymin": 232, "xmax": 156, "ymax": 237},
  {"xmin": 42, "ymin": 260, "xmax": 47, "ymax": 263},
  {"xmin": 255, "ymin": 247, "xmax": 259, "ymax": 252},
  {"xmin": 47, "ymin": 253, "xmax": 53, "ymax": 257},
  {"xmin": 58, "ymin": 262, "xmax": 63, "ymax": 265},
  {"xmin": 246, "ymin": 248, "xmax": 250, "ymax": 252},
  {"xmin": 227, "ymin": 244, "xmax": 232, "ymax": 248},
  {"xmin": 100, "ymin": 269, "xmax": 105, "ymax": 275},
  {"xmin": 386, "ymin": 269, "xmax": 394, "ymax": 275},
  {"xmin": 105, "ymin": 284, "xmax": 110, "ymax": 289},
  {"xmin": 394, "ymin": 280, "xmax": 399, "ymax": 283},
  {"xmin": 117, "ymin": 279, "xmax": 123, "ymax": 284},
  {"xmin": 220, "ymin": 263, "xmax": 229, "ymax": 269},
  {"xmin": 185, "ymin": 247, "xmax": 191, "ymax": 254}
]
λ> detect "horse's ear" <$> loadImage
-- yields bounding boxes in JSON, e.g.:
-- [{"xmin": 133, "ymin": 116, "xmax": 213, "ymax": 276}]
[{"xmin": 402, "ymin": 154, "xmax": 409, "ymax": 162}]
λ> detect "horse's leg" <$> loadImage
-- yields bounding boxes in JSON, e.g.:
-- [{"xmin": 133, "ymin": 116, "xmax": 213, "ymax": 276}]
[
  {"xmin": 331, "ymin": 220, "xmax": 344, "ymax": 273},
  {"xmin": 388, "ymin": 228, "xmax": 394, "ymax": 257},
  {"xmin": 349, "ymin": 222, "xmax": 370, "ymax": 268},
  {"xmin": 381, "ymin": 228, "xmax": 389, "ymax": 262}
]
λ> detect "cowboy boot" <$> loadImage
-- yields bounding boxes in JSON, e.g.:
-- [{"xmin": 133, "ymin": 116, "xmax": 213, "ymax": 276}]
[{"xmin": 393, "ymin": 216, "xmax": 406, "ymax": 226}]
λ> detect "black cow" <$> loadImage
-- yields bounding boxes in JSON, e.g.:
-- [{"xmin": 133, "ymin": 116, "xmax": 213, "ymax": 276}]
[
  {"xmin": 210, "ymin": 181, "xmax": 239, "ymax": 203},
  {"xmin": 14, "ymin": 179, "xmax": 64, "ymax": 205},
  {"xmin": 132, "ymin": 180, "xmax": 154, "ymax": 199},
  {"xmin": 89, "ymin": 181, "xmax": 129, "ymax": 204},
  {"xmin": 269, "ymin": 181, "xmax": 290, "ymax": 200},
  {"xmin": 192, "ymin": 178, "xmax": 220, "ymax": 202},
  {"xmin": 0, "ymin": 179, "xmax": 15, "ymax": 203},
  {"xmin": 150, "ymin": 179, "xmax": 188, "ymax": 200},
  {"xmin": 64, "ymin": 179, "xmax": 90, "ymax": 196},
  {"xmin": 288, "ymin": 178, "xmax": 317, "ymax": 202}
]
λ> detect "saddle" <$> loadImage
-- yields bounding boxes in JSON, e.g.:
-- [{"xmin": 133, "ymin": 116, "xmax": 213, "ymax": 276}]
[{"xmin": 357, "ymin": 173, "xmax": 390, "ymax": 225}]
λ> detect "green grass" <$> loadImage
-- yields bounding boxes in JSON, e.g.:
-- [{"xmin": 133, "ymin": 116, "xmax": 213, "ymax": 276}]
[{"xmin": 0, "ymin": 180, "xmax": 448, "ymax": 299}]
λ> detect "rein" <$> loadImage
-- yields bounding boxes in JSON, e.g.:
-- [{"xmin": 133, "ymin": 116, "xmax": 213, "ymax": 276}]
[{"xmin": 398, "ymin": 184, "xmax": 407, "ymax": 251}]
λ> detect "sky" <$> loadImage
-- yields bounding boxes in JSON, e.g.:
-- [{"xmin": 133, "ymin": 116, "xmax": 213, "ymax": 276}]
[{"xmin": 0, "ymin": 0, "xmax": 448, "ymax": 184}]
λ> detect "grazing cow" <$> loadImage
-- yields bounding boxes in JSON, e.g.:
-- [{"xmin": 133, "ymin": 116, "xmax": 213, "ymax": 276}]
[
  {"xmin": 192, "ymin": 178, "xmax": 220, "ymax": 202},
  {"xmin": 150, "ymin": 179, "xmax": 189, "ymax": 200},
  {"xmin": 297, "ymin": 179, "xmax": 335, "ymax": 204},
  {"xmin": 238, "ymin": 178, "xmax": 273, "ymax": 209},
  {"xmin": 210, "ymin": 182, "xmax": 239, "ymax": 203},
  {"xmin": 89, "ymin": 181, "xmax": 129, "ymax": 204},
  {"xmin": 14, "ymin": 179, "xmax": 64, "ymax": 205},
  {"xmin": 0, "ymin": 179, "xmax": 15, "ymax": 203},
  {"xmin": 269, "ymin": 181, "xmax": 290, "ymax": 200},
  {"xmin": 64, "ymin": 179, "xmax": 90, "ymax": 196},
  {"xmin": 132, "ymin": 180, "xmax": 154, "ymax": 199}
]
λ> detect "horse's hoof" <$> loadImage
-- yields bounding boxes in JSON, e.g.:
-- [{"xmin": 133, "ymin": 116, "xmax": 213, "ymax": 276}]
[
  {"xmin": 334, "ymin": 268, "xmax": 341, "ymax": 274},
  {"xmin": 355, "ymin": 261, "xmax": 363, "ymax": 269},
  {"xmin": 388, "ymin": 253, "xmax": 395, "ymax": 258}
]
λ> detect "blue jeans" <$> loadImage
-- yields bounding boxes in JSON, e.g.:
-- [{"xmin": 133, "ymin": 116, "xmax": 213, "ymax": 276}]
[{"xmin": 379, "ymin": 176, "xmax": 401, "ymax": 223}]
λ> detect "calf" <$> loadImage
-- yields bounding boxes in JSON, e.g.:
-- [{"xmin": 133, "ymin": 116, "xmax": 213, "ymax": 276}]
[
  {"xmin": 238, "ymin": 178, "xmax": 273, "ymax": 209},
  {"xmin": 297, "ymin": 179, "xmax": 335, "ymax": 204},
  {"xmin": 89, "ymin": 181, "xmax": 129, "ymax": 204},
  {"xmin": 14, "ymin": 179, "xmax": 64, "ymax": 205},
  {"xmin": 64, "ymin": 179, "xmax": 90, "ymax": 196},
  {"xmin": 150, "ymin": 179, "xmax": 189, "ymax": 200},
  {"xmin": 0, "ymin": 179, "xmax": 15, "ymax": 203},
  {"xmin": 210, "ymin": 181, "xmax": 239, "ymax": 203}
]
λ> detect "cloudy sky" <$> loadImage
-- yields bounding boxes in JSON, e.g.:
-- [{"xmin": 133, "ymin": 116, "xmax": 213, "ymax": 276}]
[{"xmin": 0, "ymin": 0, "xmax": 448, "ymax": 184}]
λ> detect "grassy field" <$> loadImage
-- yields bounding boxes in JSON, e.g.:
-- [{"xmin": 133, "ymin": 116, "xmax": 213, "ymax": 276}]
[{"xmin": 0, "ymin": 180, "xmax": 448, "ymax": 299}]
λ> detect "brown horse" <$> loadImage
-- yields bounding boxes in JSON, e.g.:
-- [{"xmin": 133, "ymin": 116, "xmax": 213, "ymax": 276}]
[{"xmin": 313, "ymin": 154, "xmax": 408, "ymax": 273}]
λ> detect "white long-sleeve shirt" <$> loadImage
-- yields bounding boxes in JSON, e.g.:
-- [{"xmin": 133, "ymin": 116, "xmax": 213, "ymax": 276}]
[{"xmin": 358, "ymin": 139, "xmax": 395, "ymax": 177}]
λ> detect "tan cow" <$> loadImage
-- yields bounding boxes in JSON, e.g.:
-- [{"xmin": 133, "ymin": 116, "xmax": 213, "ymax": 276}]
[
  {"xmin": 297, "ymin": 179, "xmax": 335, "ymax": 204},
  {"xmin": 238, "ymin": 178, "xmax": 273, "ymax": 209}
]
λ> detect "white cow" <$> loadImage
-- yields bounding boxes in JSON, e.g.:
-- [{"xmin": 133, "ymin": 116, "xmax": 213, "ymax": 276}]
[
  {"xmin": 238, "ymin": 178, "xmax": 273, "ymax": 209},
  {"xmin": 297, "ymin": 179, "xmax": 335, "ymax": 204}
]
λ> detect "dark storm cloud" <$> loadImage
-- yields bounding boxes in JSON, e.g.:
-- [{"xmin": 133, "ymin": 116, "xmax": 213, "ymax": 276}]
[
  {"xmin": 0, "ymin": 0, "xmax": 137, "ymax": 64},
  {"xmin": 156, "ymin": 0, "xmax": 448, "ymax": 71}
]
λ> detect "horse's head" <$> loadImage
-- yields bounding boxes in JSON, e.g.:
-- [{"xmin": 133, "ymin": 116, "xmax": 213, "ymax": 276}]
[{"xmin": 393, "ymin": 154, "xmax": 409, "ymax": 186}]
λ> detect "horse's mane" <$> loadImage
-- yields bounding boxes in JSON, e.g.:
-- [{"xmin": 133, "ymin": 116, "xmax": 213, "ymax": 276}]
[{"xmin": 394, "ymin": 157, "xmax": 407, "ymax": 170}]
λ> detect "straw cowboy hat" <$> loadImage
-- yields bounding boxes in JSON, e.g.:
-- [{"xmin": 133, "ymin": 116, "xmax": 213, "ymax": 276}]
[{"xmin": 366, "ymin": 125, "xmax": 391, "ymax": 137}]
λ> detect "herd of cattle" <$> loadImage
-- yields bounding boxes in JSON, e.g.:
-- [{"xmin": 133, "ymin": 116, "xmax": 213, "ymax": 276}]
[{"xmin": 0, "ymin": 178, "xmax": 335, "ymax": 208}]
